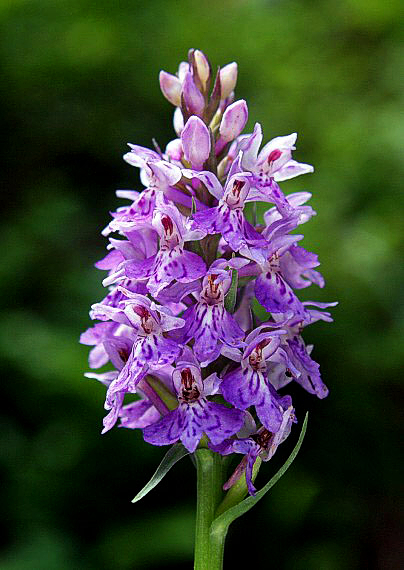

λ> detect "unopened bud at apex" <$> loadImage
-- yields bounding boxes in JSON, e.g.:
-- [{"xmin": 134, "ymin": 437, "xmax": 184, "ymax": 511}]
[
  {"xmin": 194, "ymin": 49, "xmax": 211, "ymax": 92},
  {"xmin": 215, "ymin": 99, "xmax": 248, "ymax": 154},
  {"xmin": 219, "ymin": 100, "xmax": 248, "ymax": 142},
  {"xmin": 182, "ymin": 71, "xmax": 205, "ymax": 117},
  {"xmin": 219, "ymin": 62, "xmax": 238, "ymax": 100},
  {"xmin": 181, "ymin": 116, "xmax": 211, "ymax": 169},
  {"xmin": 159, "ymin": 71, "xmax": 182, "ymax": 107}
]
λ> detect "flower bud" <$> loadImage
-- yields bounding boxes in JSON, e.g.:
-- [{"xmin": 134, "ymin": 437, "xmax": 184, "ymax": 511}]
[
  {"xmin": 178, "ymin": 61, "xmax": 189, "ymax": 82},
  {"xmin": 219, "ymin": 62, "xmax": 238, "ymax": 100},
  {"xmin": 219, "ymin": 100, "xmax": 248, "ymax": 142},
  {"xmin": 182, "ymin": 71, "xmax": 205, "ymax": 116},
  {"xmin": 194, "ymin": 49, "xmax": 211, "ymax": 91},
  {"xmin": 159, "ymin": 71, "xmax": 182, "ymax": 107},
  {"xmin": 181, "ymin": 116, "xmax": 211, "ymax": 169},
  {"xmin": 173, "ymin": 107, "xmax": 184, "ymax": 136},
  {"xmin": 165, "ymin": 138, "xmax": 183, "ymax": 162}
]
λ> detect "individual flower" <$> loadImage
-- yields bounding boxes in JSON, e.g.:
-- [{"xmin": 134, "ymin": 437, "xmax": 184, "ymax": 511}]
[
  {"xmin": 180, "ymin": 265, "xmax": 246, "ymax": 366},
  {"xmin": 220, "ymin": 327, "xmax": 294, "ymax": 432},
  {"xmin": 268, "ymin": 301, "xmax": 338, "ymax": 398},
  {"xmin": 124, "ymin": 197, "xmax": 206, "ymax": 297},
  {"xmin": 91, "ymin": 290, "xmax": 185, "ymax": 406},
  {"xmin": 186, "ymin": 160, "xmax": 275, "ymax": 258},
  {"xmin": 109, "ymin": 156, "xmax": 182, "ymax": 228},
  {"xmin": 240, "ymin": 123, "xmax": 313, "ymax": 216},
  {"xmin": 211, "ymin": 406, "xmax": 295, "ymax": 495},
  {"xmin": 143, "ymin": 351, "xmax": 245, "ymax": 452}
]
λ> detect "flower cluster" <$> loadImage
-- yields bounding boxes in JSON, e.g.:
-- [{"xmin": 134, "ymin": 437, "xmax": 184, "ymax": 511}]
[{"xmin": 81, "ymin": 49, "xmax": 336, "ymax": 495}]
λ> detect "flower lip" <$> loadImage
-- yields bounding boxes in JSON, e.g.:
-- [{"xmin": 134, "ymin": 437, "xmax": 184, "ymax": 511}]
[{"xmin": 157, "ymin": 212, "xmax": 181, "ymax": 249}]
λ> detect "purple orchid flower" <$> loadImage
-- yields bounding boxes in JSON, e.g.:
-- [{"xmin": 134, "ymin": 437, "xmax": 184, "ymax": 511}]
[
  {"xmin": 86, "ymin": 366, "xmax": 173, "ymax": 435},
  {"xmin": 268, "ymin": 301, "xmax": 338, "ymax": 398},
  {"xmin": 185, "ymin": 161, "xmax": 271, "ymax": 256},
  {"xmin": 143, "ymin": 351, "xmax": 245, "ymax": 452},
  {"xmin": 220, "ymin": 328, "xmax": 294, "ymax": 432},
  {"xmin": 107, "ymin": 155, "xmax": 183, "ymax": 231},
  {"xmin": 124, "ymin": 197, "xmax": 206, "ymax": 297},
  {"xmin": 240, "ymin": 123, "xmax": 313, "ymax": 216},
  {"xmin": 180, "ymin": 265, "xmax": 246, "ymax": 366},
  {"xmin": 80, "ymin": 322, "xmax": 119, "ymax": 369},
  {"xmin": 263, "ymin": 191, "xmax": 316, "ymax": 229},
  {"xmin": 241, "ymin": 236, "xmax": 307, "ymax": 317},
  {"xmin": 240, "ymin": 208, "xmax": 324, "ymax": 316},
  {"xmin": 90, "ymin": 227, "xmax": 158, "ymax": 296},
  {"xmin": 241, "ymin": 123, "xmax": 314, "ymax": 183},
  {"xmin": 210, "ymin": 406, "xmax": 295, "ymax": 495},
  {"xmin": 90, "ymin": 290, "xmax": 185, "ymax": 409}
]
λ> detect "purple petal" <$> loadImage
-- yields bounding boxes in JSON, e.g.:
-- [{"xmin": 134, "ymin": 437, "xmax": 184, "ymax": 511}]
[
  {"xmin": 192, "ymin": 306, "xmax": 222, "ymax": 363},
  {"xmin": 182, "ymin": 71, "xmax": 205, "ymax": 116},
  {"xmin": 88, "ymin": 344, "xmax": 109, "ymax": 369},
  {"xmin": 102, "ymin": 391, "xmax": 125, "ymax": 434},
  {"xmin": 125, "ymin": 255, "xmax": 156, "ymax": 280},
  {"xmin": 203, "ymin": 402, "xmax": 244, "ymax": 444},
  {"xmin": 255, "ymin": 271, "xmax": 306, "ymax": 316},
  {"xmin": 147, "ymin": 248, "xmax": 206, "ymax": 297},
  {"xmin": 180, "ymin": 401, "xmax": 208, "ymax": 452},
  {"xmin": 159, "ymin": 70, "xmax": 182, "ymax": 106},
  {"xmin": 254, "ymin": 389, "xmax": 283, "ymax": 432},
  {"xmin": 221, "ymin": 367, "xmax": 263, "ymax": 410},
  {"xmin": 286, "ymin": 337, "xmax": 329, "ymax": 398},
  {"xmin": 240, "ymin": 123, "xmax": 262, "ymax": 171},
  {"xmin": 183, "ymin": 170, "xmax": 223, "ymax": 201},
  {"xmin": 143, "ymin": 408, "xmax": 184, "ymax": 446},
  {"xmin": 119, "ymin": 399, "xmax": 161, "ymax": 429},
  {"xmin": 274, "ymin": 159, "xmax": 314, "ymax": 181},
  {"xmin": 95, "ymin": 249, "xmax": 124, "ymax": 270},
  {"xmin": 220, "ymin": 310, "xmax": 245, "ymax": 348}
]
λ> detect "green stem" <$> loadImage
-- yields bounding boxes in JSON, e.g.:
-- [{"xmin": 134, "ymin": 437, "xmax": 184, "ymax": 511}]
[{"xmin": 194, "ymin": 449, "xmax": 225, "ymax": 570}]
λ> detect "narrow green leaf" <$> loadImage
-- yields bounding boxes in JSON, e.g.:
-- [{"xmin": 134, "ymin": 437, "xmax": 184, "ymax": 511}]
[
  {"xmin": 132, "ymin": 443, "xmax": 189, "ymax": 503},
  {"xmin": 210, "ymin": 412, "xmax": 308, "ymax": 531},
  {"xmin": 224, "ymin": 267, "xmax": 238, "ymax": 313}
]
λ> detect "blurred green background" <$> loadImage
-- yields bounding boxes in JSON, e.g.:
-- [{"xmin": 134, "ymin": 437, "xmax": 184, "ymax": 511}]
[{"xmin": 1, "ymin": 0, "xmax": 402, "ymax": 568}]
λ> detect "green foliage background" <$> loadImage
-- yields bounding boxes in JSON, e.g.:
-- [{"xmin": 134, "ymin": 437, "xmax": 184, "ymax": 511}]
[{"xmin": 1, "ymin": 1, "xmax": 402, "ymax": 568}]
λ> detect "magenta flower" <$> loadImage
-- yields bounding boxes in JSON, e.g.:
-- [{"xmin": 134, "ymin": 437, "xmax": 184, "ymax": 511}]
[
  {"xmin": 210, "ymin": 406, "xmax": 295, "ymax": 495},
  {"xmin": 220, "ymin": 328, "xmax": 293, "ymax": 432},
  {"xmin": 180, "ymin": 266, "xmax": 246, "ymax": 365},
  {"xmin": 143, "ymin": 353, "xmax": 244, "ymax": 452},
  {"xmin": 91, "ymin": 290, "xmax": 184, "ymax": 407},
  {"xmin": 124, "ymin": 197, "xmax": 206, "ymax": 297}
]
